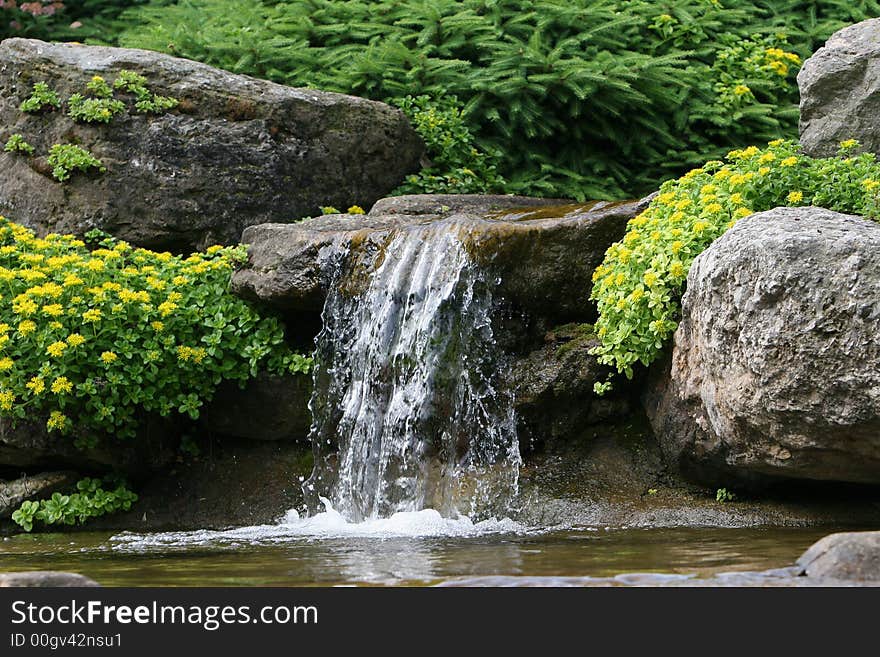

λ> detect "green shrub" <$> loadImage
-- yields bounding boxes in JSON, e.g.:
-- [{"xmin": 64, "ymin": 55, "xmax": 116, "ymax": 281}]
[
  {"xmin": 11, "ymin": 477, "xmax": 137, "ymax": 532},
  {"xmin": 46, "ymin": 144, "xmax": 106, "ymax": 182},
  {"xmin": 393, "ymin": 95, "xmax": 505, "ymax": 195},
  {"xmin": 67, "ymin": 93, "xmax": 127, "ymax": 124},
  {"xmin": 3, "ymin": 134, "xmax": 35, "ymax": 156},
  {"xmin": 590, "ymin": 139, "xmax": 880, "ymax": 384},
  {"xmin": 115, "ymin": 0, "xmax": 880, "ymax": 199},
  {"xmin": 19, "ymin": 82, "xmax": 61, "ymax": 113},
  {"xmin": 0, "ymin": 217, "xmax": 311, "ymax": 443}
]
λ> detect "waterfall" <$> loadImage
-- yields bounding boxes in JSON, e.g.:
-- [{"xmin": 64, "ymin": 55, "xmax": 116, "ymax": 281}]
[{"xmin": 304, "ymin": 222, "xmax": 521, "ymax": 522}]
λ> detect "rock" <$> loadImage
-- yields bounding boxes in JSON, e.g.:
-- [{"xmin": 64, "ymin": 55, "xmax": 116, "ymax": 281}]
[
  {"xmin": 516, "ymin": 417, "xmax": 880, "ymax": 530},
  {"xmin": 368, "ymin": 193, "xmax": 571, "ymax": 217},
  {"xmin": 0, "ymin": 471, "xmax": 79, "ymax": 519},
  {"xmin": 0, "ymin": 416, "xmax": 176, "ymax": 478},
  {"xmin": 799, "ymin": 18, "xmax": 880, "ymax": 157},
  {"xmin": 505, "ymin": 323, "xmax": 631, "ymax": 447},
  {"xmin": 89, "ymin": 438, "xmax": 313, "ymax": 531},
  {"xmin": 232, "ymin": 194, "xmax": 649, "ymax": 324},
  {"xmin": 0, "ymin": 571, "xmax": 100, "ymax": 587},
  {"xmin": 0, "ymin": 38, "xmax": 423, "ymax": 251},
  {"xmin": 201, "ymin": 373, "xmax": 312, "ymax": 441},
  {"xmin": 646, "ymin": 207, "xmax": 880, "ymax": 486},
  {"xmin": 797, "ymin": 531, "xmax": 880, "ymax": 581}
]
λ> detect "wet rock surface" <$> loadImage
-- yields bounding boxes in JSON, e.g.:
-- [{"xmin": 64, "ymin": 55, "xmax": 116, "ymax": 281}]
[
  {"xmin": 645, "ymin": 208, "xmax": 880, "ymax": 487},
  {"xmin": 0, "ymin": 38, "xmax": 422, "ymax": 250},
  {"xmin": 232, "ymin": 194, "xmax": 649, "ymax": 324}
]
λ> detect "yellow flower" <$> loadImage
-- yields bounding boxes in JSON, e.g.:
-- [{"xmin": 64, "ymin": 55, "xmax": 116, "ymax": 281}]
[
  {"xmin": 151, "ymin": 321, "xmax": 165, "ymax": 332},
  {"xmin": 82, "ymin": 308, "xmax": 102, "ymax": 323},
  {"xmin": 17, "ymin": 320, "xmax": 36, "ymax": 335},
  {"xmin": 733, "ymin": 84, "xmax": 751, "ymax": 96},
  {"xmin": 733, "ymin": 207, "xmax": 753, "ymax": 219},
  {"xmin": 615, "ymin": 298, "xmax": 628, "ymax": 311},
  {"xmin": 177, "ymin": 346, "xmax": 193, "ymax": 362},
  {"xmin": 671, "ymin": 240, "xmax": 684, "ymax": 255},
  {"xmin": 862, "ymin": 179, "xmax": 880, "ymax": 191},
  {"xmin": 840, "ymin": 139, "xmax": 860, "ymax": 150},
  {"xmin": 347, "ymin": 205, "xmax": 366, "ymax": 215},
  {"xmin": 630, "ymin": 287, "xmax": 645, "ymax": 302},
  {"xmin": 51, "ymin": 376, "xmax": 73, "ymax": 395},
  {"xmin": 787, "ymin": 191, "xmax": 804, "ymax": 203},
  {"xmin": 670, "ymin": 261, "xmax": 686, "ymax": 279},
  {"xmin": 704, "ymin": 203, "xmax": 723, "ymax": 215},
  {"xmin": 0, "ymin": 390, "xmax": 15, "ymax": 411},
  {"xmin": 758, "ymin": 152, "xmax": 776, "ymax": 164},
  {"xmin": 46, "ymin": 341, "xmax": 67, "ymax": 358},
  {"xmin": 100, "ymin": 351, "xmax": 118, "ymax": 364},
  {"xmin": 41, "ymin": 303, "xmax": 64, "ymax": 317},
  {"xmin": 768, "ymin": 139, "xmax": 786, "ymax": 147},
  {"xmin": 46, "ymin": 410, "xmax": 68, "ymax": 432},
  {"xmin": 780, "ymin": 156, "xmax": 798, "ymax": 167},
  {"xmin": 26, "ymin": 376, "xmax": 45, "ymax": 395},
  {"xmin": 693, "ymin": 221, "xmax": 709, "ymax": 234},
  {"xmin": 0, "ymin": 357, "xmax": 13, "ymax": 371},
  {"xmin": 758, "ymin": 167, "xmax": 771, "ymax": 176},
  {"xmin": 643, "ymin": 271, "xmax": 660, "ymax": 287},
  {"xmin": 729, "ymin": 193, "xmax": 744, "ymax": 205},
  {"xmin": 66, "ymin": 333, "xmax": 86, "ymax": 347}
]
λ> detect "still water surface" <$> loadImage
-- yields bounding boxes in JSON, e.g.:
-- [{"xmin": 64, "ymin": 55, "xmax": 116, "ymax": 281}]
[{"xmin": 0, "ymin": 514, "xmax": 844, "ymax": 586}]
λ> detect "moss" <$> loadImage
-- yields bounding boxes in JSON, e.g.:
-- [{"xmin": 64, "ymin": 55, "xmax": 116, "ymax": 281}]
[{"xmin": 552, "ymin": 323, "xmax": 598, "ymax": 359}]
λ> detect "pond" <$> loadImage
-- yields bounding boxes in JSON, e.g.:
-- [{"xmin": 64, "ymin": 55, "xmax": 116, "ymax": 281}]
[{"xmin": 0, "ymin": 515, "xmax": 851, "ymax": 587}]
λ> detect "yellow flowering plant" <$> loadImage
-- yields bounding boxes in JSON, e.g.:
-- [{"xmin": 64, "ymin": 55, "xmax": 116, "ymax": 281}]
[
  {"xmin": 0, "ymin": 219, "xmax": 311, "ymax": 442},
  {"xmin": 591, "ymin": 139, "xmax": 880, "ymax": 387}
]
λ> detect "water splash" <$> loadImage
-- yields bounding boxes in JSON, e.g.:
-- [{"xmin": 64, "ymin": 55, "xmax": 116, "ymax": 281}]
[
  {"xmin": 304, "ymin": 222, "xmax": 521, "ymax": 522},
  {"xmin": 110, "ymin": 499, "xmax": 528, "ymax": 548}
]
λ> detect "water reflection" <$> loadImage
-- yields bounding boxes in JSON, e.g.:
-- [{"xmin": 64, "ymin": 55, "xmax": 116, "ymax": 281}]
[{"xmin": 0, "ymin": 525, "xmax": 859, "ymax": 586}]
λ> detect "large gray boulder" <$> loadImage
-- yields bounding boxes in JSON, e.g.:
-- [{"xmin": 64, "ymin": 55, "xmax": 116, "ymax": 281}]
[
  {"xmin": 646, "ymin": 207, "xmax": 880, "ymax": 486},
  {"xmin": 798, "ymin": 531, "xmax": 880, "ymax": 582},
  {"xmin": 0, "ymin": 38, "xmax": 423, "ymax": 250},
  {"xmin": 232, "ymin": 194, "xmax": 649, "ymax": 324},
  {"xmin": 799, "ymin": 19, "xmax": 880, "ymax": 157}
]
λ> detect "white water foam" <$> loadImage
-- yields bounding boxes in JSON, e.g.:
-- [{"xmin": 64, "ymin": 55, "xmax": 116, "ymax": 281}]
[{"xmin": 110, "ymin": 499, "xmax": 528, "ymax": 551}]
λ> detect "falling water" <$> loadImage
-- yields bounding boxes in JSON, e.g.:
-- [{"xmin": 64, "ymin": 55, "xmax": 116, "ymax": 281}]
[{"xmin": 304, "ymin": 222, "xmax": 521, "ymax": 522}]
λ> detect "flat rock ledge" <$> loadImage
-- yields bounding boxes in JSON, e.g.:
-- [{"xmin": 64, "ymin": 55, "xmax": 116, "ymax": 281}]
[{"xmin": 232, "ymin": 193, "xmax": 649, "ymax": 324}]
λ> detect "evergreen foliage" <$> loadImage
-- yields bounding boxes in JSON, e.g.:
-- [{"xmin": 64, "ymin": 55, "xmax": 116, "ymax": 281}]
[{"xmin": 113, "ymin": 0, "xmax": 880, "ymax": 199}]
